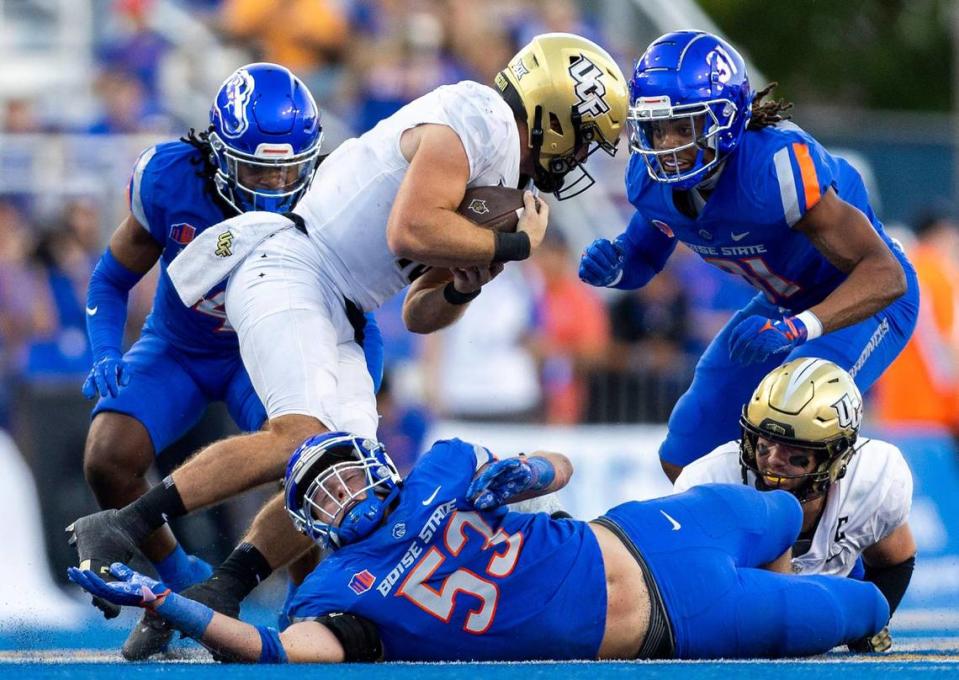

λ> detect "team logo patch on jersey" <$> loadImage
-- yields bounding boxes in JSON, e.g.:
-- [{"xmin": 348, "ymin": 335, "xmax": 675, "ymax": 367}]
[
  {"xmin": 220, "ymin": 68, "xmax": 254, "ymax": 138},
  {"xmin": 215, "ymin": 231, "xmax": 234, "ymax": 257},
  {"xmin": 348, "ymin": 569, "xmax": 376, "ymax": 595},
  {"xmin": 467, "ymin": 199, "xmax": 490, "ymax": 216},
  {"xmin": 651, "ymin": 219, "xmax": 674, "ymax": 238},
  {"xmin": 391, "ymin": 523, "xmax": 407, "ymax": 540},
  {"xmin": 169, "ymin": 223, "xmax": 196, "ymax": 245},
  {"xmin": 569, "ymin": 55, "xmax": 610, "ymax": 117}
]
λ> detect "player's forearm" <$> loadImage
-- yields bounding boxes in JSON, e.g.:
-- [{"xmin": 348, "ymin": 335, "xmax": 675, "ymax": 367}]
[
  {"xmin": 510, "ymin": 452, "xmax": 573, "ymax": 502},
  {"xmin": 387, "ymin": 210, "xmax": 498, "ymax": 268},
  {"xmin": 808, "ymin": 249, "xmax": 906, "ymax": 333},
  {"xmin": 402, "ymin": 273, "xmax": 469, "ymax": 334},
  {"xmin": 613, "ymin": 213, "xmax": 677, "ymax": 289},
  {"xmin": 863, "ymin": 556, "xmax": 914, "ymax": 616},
  {"xmin": 86, "ymin": 248, "xmax": 143, "ymax": 357}
]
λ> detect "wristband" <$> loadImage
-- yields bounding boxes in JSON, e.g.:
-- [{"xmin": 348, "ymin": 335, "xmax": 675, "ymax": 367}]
[
  {"xmin": 443, "ymin": 281, "xmax": 481, "ymax": 305},
  {"xmin": 492, "ymin": 231, "xmax": 531, "ymax": 263},
  {"xmin": 154, "ymin": 591, "xmax": 215, "ymax": 640},
  {"xmin": 795, "ymin": 310, "xmax": 823, "ymax": 340},
  {"xmin": 256, "ymin": 625, "xmax": 289, "ymax": 664}
]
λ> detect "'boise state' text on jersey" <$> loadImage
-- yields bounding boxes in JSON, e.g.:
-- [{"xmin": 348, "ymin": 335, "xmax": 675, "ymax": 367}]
[
  {"xmin": 129, "ymin": 141, "xmax": 236, "ymax": 353},
  {"xmin": 626, "ymin": 122, "xmax": 909, "ymax": 312},
  {"xmin": 287, "ymin": 439, "xmax": 607, "ymax": 661}
]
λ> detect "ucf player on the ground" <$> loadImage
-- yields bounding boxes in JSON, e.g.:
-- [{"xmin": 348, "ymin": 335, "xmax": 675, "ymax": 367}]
[
  {"xmin": 68, "ymin": 33, "xmax": 629, "ymax": 657},
  {"xmin": 675, "ymin": 358, "xmax": 916, "ymax": 652}
]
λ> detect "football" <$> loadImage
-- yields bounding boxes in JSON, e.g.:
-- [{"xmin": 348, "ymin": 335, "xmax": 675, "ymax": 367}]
[{"xmin": 456, "ymin": 186, "xmax": 527, "ymax": 233}]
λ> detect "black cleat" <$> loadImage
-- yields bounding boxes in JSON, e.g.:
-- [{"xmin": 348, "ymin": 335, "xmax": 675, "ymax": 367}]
[
  {"xmin": 123, "ymin": 609, "xmax": 174, "ymax": 660},
  {"xmin": 66, "ymin": 509, "xmax": 146, "ymax": 619}
]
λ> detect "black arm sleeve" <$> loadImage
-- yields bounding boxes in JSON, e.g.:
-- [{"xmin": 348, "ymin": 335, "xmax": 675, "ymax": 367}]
[
  {"xmin": 864, "ymin": 555, "xmax": 915, "ymax": 616},
  {"xmin": 316, "ymin": 612, "xmax": 383, "ymax": 662}
]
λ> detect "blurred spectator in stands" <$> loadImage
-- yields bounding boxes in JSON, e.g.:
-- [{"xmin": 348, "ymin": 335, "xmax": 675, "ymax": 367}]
[
  {"xmin": 508, "ymin": 0, "xmax": 602, "ymax": 52},
  {"xmin": 97, "ymin": 0, "xmax": 170, "ymax": 108},
  {"xmin": 346, "ymin": 1, "xmax": 468, "ymax": 131},
  {"xmin": 589, "ymin": 264, "xmax": 693, "ymax": 423},
  {"xmin": 377, "ymin": 369, "xmax": 432, "ymax": 475},
  {"xmin": 23, "ymin": 200, "xmax": 103, "ymax": 383},
  {"xmin": 444, "ymin": 1, "xmax": 519, "ymax": 85},
  {"xmin": 875, "ymin": 205, "xmax": 959, "ymax": 434},
  {"xmin": 2, "ymin": 98, "xmax": 42, "ymax": 134},
  {"xmin": 219, "ymin": 0, "xmax": 350, "ymax": 101},
  {"xmin": 530, "ymin": 229, "xmax": 609, "ymax": 424},
  {"xmin": 87, "ymin": 68, "xmax": 170, "ymax": 134},
  {"xmin": 421, "ymin": 266, "xmax": 542, "ymax": 422},
  {"xmin": 0, "ymin": 201, "xmax": 55, "ymax": 425}
]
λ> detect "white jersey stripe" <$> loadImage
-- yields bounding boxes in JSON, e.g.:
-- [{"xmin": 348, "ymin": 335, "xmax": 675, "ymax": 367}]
[
  {"xmin": 773, "ymin": 146, "xmax": 801, "ymax": 226},
  {"xmin": 130, "ymin": 146, "xmax": 157, "ymax": 234}
]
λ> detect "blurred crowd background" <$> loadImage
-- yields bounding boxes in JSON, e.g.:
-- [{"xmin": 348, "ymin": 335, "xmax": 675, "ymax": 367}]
[{"xmin": 1, "ymin": 0, "xmax": 958, "ymax": 587}]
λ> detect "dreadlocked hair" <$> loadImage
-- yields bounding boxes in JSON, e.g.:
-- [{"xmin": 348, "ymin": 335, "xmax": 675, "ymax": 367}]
[
  {"xmin": 748, "ymin": 82, "xmax": 793, "ymax": 130},
  {"xmin": 180, "ymin": 125, "xmax": 237, "ymax": 216},
  {"xmin": 180, "ymin": 125, "xmax": 218, "ymax": 183}
]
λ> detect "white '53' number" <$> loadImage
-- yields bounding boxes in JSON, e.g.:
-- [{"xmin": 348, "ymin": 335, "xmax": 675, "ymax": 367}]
[{"xmin": 397, "ymin": 511, "xmax": 523, "ymax": 634}]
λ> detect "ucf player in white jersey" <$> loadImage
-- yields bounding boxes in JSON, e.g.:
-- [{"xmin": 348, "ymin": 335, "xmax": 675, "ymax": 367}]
[
  {"xmin": 68, "ymin": 33, "xmax": 629, "ymax": 657},
  {"xmin": 675, "ymin": 358, "xmax": 915, "ymax": 652}
]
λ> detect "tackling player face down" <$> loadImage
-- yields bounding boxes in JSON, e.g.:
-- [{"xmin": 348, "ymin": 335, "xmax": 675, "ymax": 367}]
[
  {"xmin": 70, "ymin": 433, "xmax": 890, "ymax": 662},
  {"xmin": 68, "ymin": 32, "xmax": 630, "ymax": 652}
]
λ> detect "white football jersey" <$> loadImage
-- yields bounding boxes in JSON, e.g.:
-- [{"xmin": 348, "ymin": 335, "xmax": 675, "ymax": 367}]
[
  {"xmin": 673, "ymin": 438, "xmax": 913, "ymax": 576},
  {"xmin": 294, "ymin": 80, "xmax": 521, "ymax": 311}
]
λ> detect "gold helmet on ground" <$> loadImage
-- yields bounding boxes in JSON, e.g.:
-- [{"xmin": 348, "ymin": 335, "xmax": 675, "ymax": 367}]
[
  {"xmin": 740, "ymin": 358, "xmax": 863, "ymax": 502},
  {"xmin": 495, "ymin": 32, "xmax": 628, "ymax": 199}
]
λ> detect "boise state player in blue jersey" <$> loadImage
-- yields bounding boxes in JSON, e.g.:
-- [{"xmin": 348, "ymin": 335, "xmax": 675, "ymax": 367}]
[
  {"xmin": 77, "ymin": 63, "xmax": 382, "ymax": 657},
  {"xmin": 579, "ymin": 32, "xmax": 919, "ymax": 481},
  {"xmin": 69, "ymin": 433, "xmax": 890, "ymax": 662}
]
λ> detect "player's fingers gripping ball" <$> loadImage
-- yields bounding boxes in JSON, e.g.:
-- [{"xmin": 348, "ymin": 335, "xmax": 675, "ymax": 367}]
[
  {"xmin": 578, "ymin": 238, "xmax": 625, "ymax": 287},
  {"xmin": 67, "ymin": 562, "xmax": 170, "ymax": 609},
  {"xmin": 728, "ymin": 314, "xmax": 809, "ymax": 365}
]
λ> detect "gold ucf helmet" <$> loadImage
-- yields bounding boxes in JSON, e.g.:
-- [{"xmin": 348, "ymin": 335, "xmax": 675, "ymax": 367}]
[
  {"xmin": 495, "ymin": 33, "xmax": 628, "ymax": 199},
  {"xmin": 740, "ymin": 358, "xmax": 863, "ymax": 502}
]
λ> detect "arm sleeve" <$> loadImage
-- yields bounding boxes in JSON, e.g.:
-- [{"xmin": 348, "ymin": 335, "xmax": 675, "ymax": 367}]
[
  {"xmin": 613, "ymin": 210, "xmax": 678, "ymax": 290},
  {"xmin": 86, "ymin": 248, "xmax": 144, "ymax": 360},
  {"xmin": 864, "ymin": 555, "xmax": 915, "ymax": 616}
]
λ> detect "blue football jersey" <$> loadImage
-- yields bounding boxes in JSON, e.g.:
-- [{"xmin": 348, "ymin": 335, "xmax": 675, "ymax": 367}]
[
  {"xmin": 287, "ymin": 438, "xmax": 607, "ymax": 661},
  {"xmin": 128, "ymin": 141, "xmax": 238, "ymax": 353},
  {"xmin": 625, "ymin": 122, "xmax": 910, "ymax": 312}
]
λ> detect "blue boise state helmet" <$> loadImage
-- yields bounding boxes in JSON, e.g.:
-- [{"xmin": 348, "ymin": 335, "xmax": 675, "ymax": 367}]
[
  {"xmin": 284, "ymin": 432, "xmax": 401, "ymax": 550},
  {"xmin": 209, "ymin": 63, "xmax": 322, "ymax": 213},
  {"xmin": 628, "ymin": 31, "xmax": 754, "ymax": 189}
]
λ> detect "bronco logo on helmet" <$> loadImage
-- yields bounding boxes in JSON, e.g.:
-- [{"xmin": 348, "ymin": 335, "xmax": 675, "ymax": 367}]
[{"xmin": 220, "ymin": 68, "xmax": 255, "ymax": 138}]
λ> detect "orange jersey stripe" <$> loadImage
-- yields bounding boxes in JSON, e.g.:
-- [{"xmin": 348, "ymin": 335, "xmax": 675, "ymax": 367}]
[{"xmin": 792, "ymin": 142, "xmax": 822, "ymax": 210}]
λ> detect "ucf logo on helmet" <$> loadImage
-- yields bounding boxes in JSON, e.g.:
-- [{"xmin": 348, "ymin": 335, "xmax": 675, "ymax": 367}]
[
  {"xmin": 569, "ymin": 55, "xmax": 610, "ymax": 117},
  {"xmin": 832, "ymin": 393, "xmax": 862, "ymax": 430},
  {"xmin": 221, "ymin": 68, "xmax": 255, "ymax": 138}
]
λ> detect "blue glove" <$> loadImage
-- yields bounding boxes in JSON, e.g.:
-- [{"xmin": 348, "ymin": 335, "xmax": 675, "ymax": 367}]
[
  {"xmin": 728, "ymin": 315, "xmax": 808, "ymax": 365},
  {"xmin": 467, "ymin": 457, "xmax": 555, "ymax": 511},
  {"xmin": 67, "ymin": 562, "xmax": 169, "ymax": 609},
  {"xmin": 68, "ymin": 562, "xmax": 215, "ymax": 639},
  {"xmin": 82, "ymin": 350, "xmax": 130, "ymax": 399},
  {"xmin": 579, "ymin": 238, "xmax": 625, "ymax": 287}
]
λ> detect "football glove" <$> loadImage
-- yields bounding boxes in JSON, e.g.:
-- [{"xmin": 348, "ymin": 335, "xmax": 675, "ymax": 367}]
[
  {"xmin": 467, "ymin": 456, "xmax": 554, "ymax": 511},
  {"xmin": 848, "ymin": 626, "xmax": 892, "ymax": 653},
  {"xmin": 82, "ymin": 350, "xmax": 130, "ymax": 399},
  {"xmin": 68, "ymin": 562, "xmax": 169, "ymax": 609},
  {"xmin": 728, "ymin": 315, "xmax": 808, "ymax": 365},
  {"xmin": 579, "ymin": 238, "xmax": 625, "ymax": 287}
]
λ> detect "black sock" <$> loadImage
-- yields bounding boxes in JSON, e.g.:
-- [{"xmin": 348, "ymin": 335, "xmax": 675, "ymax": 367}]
[
  {"xmin": 119, "ymin": 476, "xmax": 187, "ymax": 539},
  {"xmin": 210, "ymin": 543, "xmax": 273, "ymax": 601}
]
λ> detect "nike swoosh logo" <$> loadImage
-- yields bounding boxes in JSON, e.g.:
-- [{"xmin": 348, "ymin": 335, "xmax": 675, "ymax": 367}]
[
  {"xmin": 85, "ymin": 306, "xmax": 98, "ymax": 316},
  {"xmin": 422, "ymin": 486, "xmax": 441, "ymax": 505},
  {"xmin": 731, "ymin": 232, "xmax": 749, "ymax": 242},
  {"xmin": 660, "ymin": 510, "xmax": 681, "ymax": 531}
]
